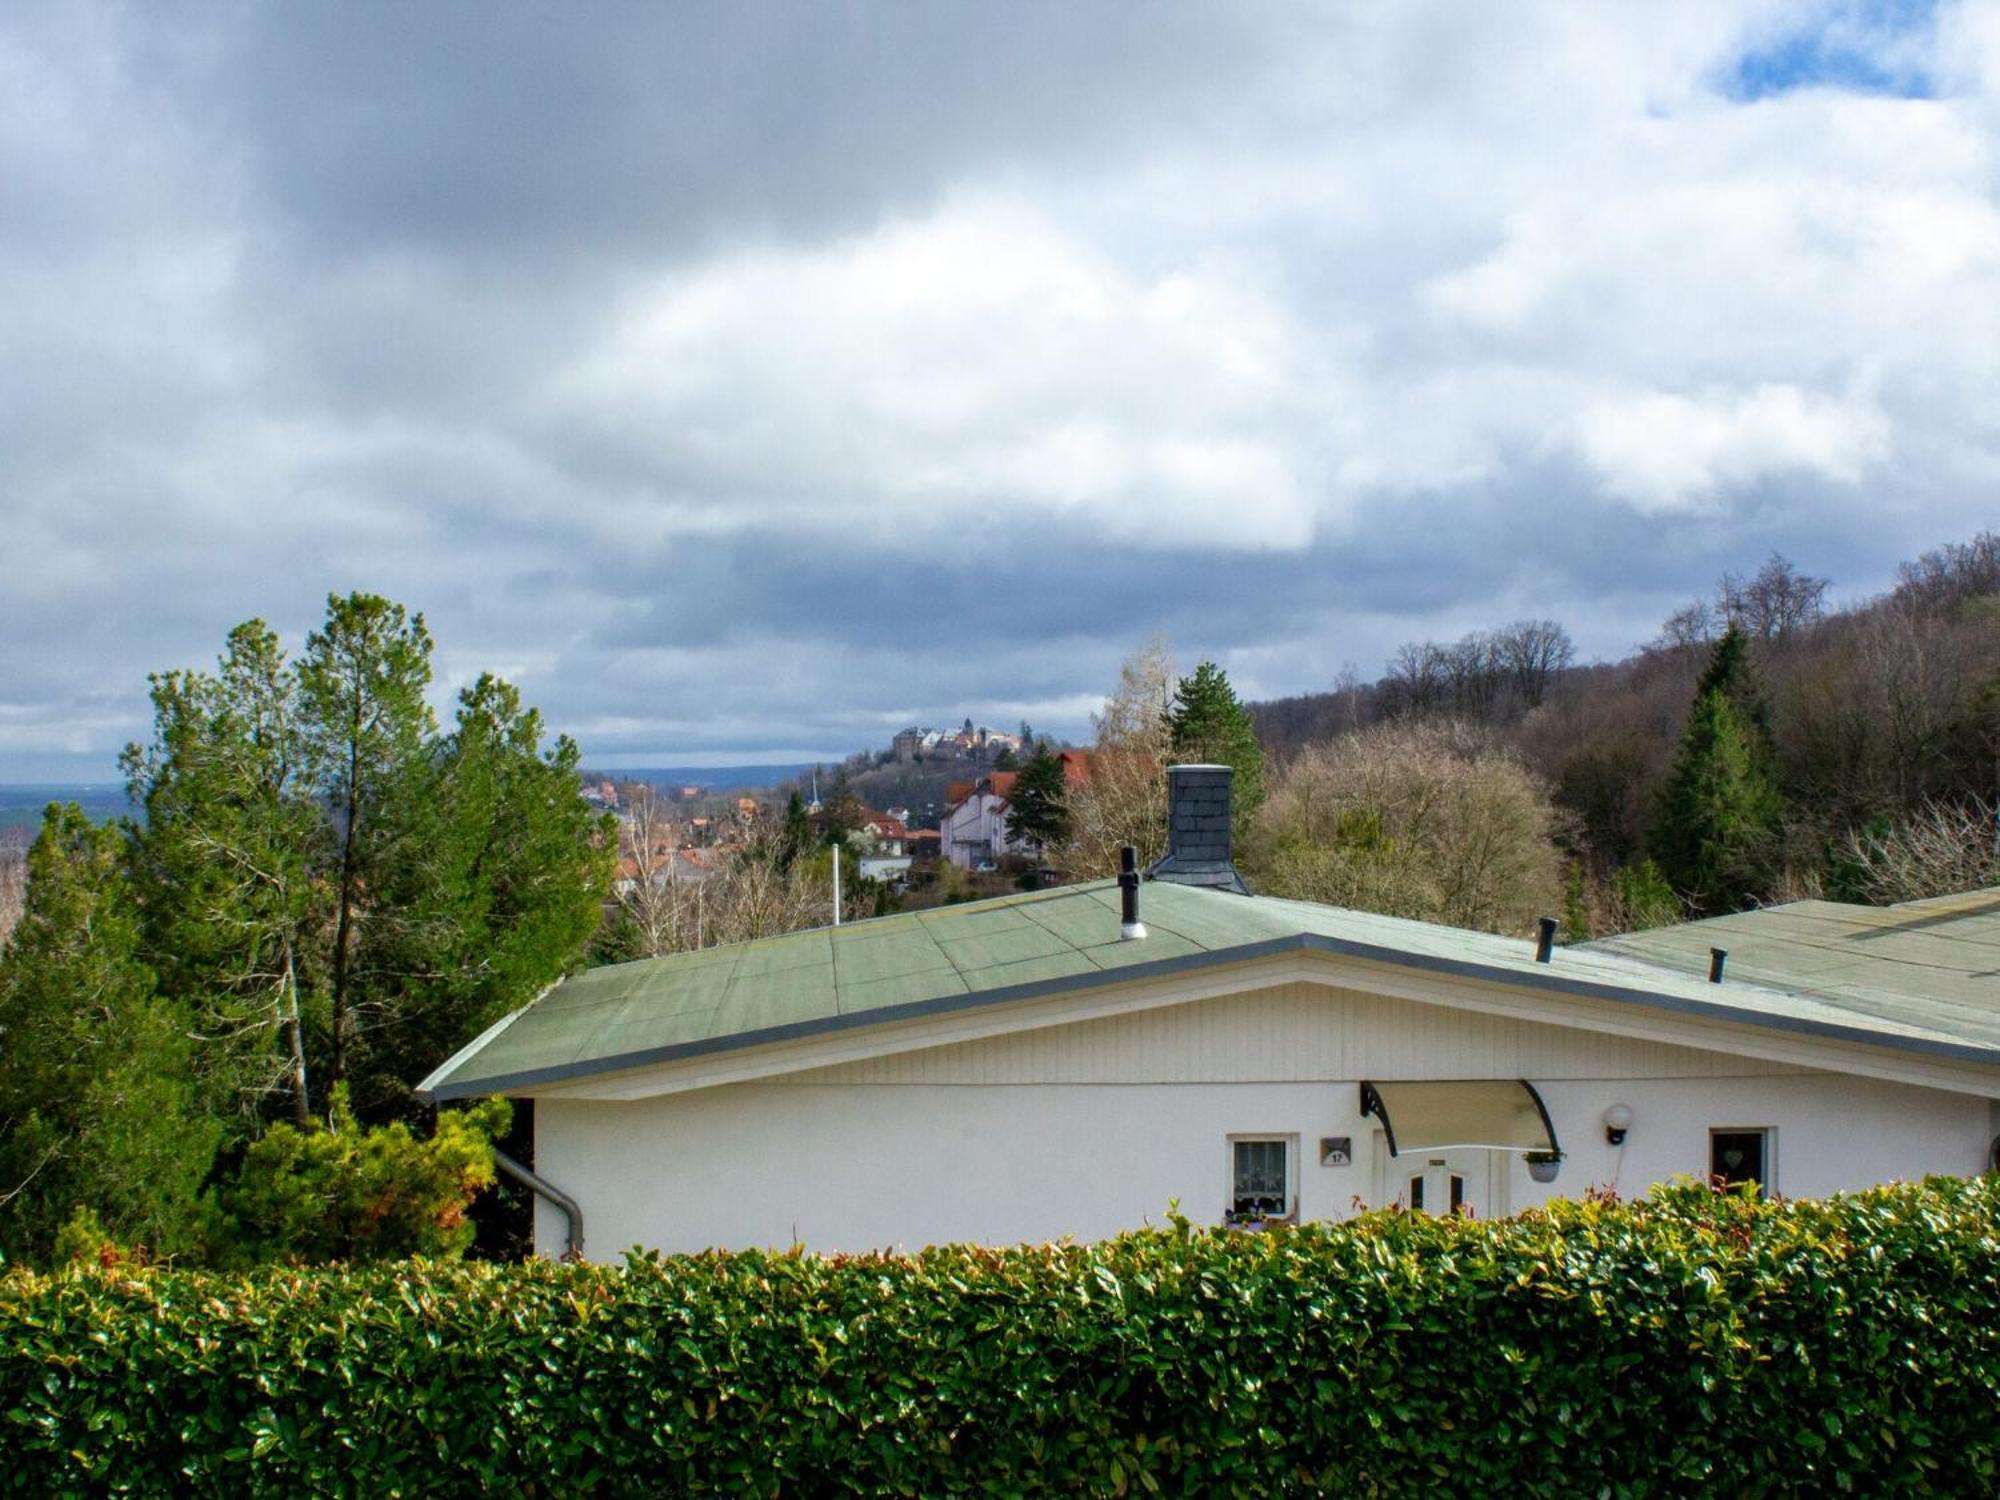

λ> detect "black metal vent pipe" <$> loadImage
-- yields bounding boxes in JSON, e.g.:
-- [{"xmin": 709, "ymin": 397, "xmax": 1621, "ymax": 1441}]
[
  {"xmin": 1709, "ymin": 947, "xmax": 1728, "ymax": 984},
  {"xmin": 1119, "ymin": 845, "xmax": 1146, "ymax": 940},
  {"xmin": 1535, "ymin": 917, "xmax": 1558, "ymax": 963}
]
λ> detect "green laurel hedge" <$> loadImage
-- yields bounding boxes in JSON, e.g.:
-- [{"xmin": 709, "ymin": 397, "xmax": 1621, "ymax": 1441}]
[{"xmin": 5, "ymin": 1178, "xmax": 1998, "ymax": 1496}]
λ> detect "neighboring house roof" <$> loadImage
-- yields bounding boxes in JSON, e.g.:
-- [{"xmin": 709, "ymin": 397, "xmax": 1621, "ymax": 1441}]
[
  {"xmin": 1586, "ymin": 889, "xmax": 2000, "ymax": 1045},
  {"xmin": 420, "ymin": 880, "xmax": 2000, "ymax": 1102}
]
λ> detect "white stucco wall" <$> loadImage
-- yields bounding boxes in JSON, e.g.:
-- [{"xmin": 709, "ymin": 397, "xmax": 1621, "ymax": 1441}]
[{"xmin": 533, "ymin": 1069, "xmax": 1993, "ymax": 1259}]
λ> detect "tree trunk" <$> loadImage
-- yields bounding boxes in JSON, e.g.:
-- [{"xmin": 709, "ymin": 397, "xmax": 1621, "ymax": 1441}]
[
  {"xmin": 329, "ymin": 722, "xmax": 361, "ymax": 1087},
  {"xmin": 280, "ymin": 942, "xmax": 311, "ymax": 1127}
]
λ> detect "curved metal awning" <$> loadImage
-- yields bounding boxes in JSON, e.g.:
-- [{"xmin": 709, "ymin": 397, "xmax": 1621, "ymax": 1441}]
[{"xmin": 1360, "ymin": 1079, "xmax": 1558, "ymax": 1157}]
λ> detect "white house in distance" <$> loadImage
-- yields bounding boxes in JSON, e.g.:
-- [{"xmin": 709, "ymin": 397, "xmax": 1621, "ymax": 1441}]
[
  {"xmin": 940, "ymin": 753, "xmax": 1091, "ymax": 870},
  {"xmin": 423, "ymin": 766, "xmax": 2000, "ymax": 1260}
]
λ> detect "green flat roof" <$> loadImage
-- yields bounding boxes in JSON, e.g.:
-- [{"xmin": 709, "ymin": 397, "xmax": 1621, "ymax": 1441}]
[
  {"xmin": 1586, "ymin": 888, "xmax": 2000, "ymax": 1048},
  {"xmin": 422, "ymin": 880, "xmax": 2000, "ymax": 1100}
]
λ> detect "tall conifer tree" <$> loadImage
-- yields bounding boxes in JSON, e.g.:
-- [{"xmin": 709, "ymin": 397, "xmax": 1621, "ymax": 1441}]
[
  {"xmin": 122, "ymin": 621, "xmax": 324, "ymax": 1125},
  {"xmin": 1165, "ymin": 661, "xmax": 1267, "ymax": 833},
  {"xmin": 298, "ymin": 594, "xmax": 436, "ymax": 1089},
  {"xmin": 1006, "ymin": 743, "xmax": 1072, "ymax": 854},
  {"xmin": 1651, "ymin": 626, "xmax": 1785, "ymax": 913},
  {"xmin": 0, "ymin": 806, "xmax": 219, "ymax": 1260}
]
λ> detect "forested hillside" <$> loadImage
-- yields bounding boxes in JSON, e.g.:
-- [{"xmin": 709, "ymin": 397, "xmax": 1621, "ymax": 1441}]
[{"xmin": 1243, "ymin": 534, "xmax": 1999, "ymax": 927}]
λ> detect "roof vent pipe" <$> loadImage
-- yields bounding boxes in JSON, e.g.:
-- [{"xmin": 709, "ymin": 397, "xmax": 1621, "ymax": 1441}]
[
  {"xmin": 1535, "ymin": 917, "xmax": 1557, "ymax": 963},
  {"xmin": 1118, "ymin": 845, "xmax": 1146, "ymax": 940},
  {"xmin": 1708, "ymin": 947, "xmax": 1727, "ymax": 984}
]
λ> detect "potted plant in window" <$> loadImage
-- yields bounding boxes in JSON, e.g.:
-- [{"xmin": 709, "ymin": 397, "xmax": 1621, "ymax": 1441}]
[{"xmin": 1524, "ymin": 1149, "xmax": 1563, "ymax": 1184}]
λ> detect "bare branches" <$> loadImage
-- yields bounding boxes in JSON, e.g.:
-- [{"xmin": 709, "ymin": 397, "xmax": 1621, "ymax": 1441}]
[
  {"xmin": 1721, "ymin": 553, "xmax": 1830, "ymax": 642},
  {"xmin": 615, "ymin": 800, "xmax": 835, "ymax": 959},
  {"xmin": 1251, "ymin": 719, "xmax": 1566, "ymax": 934},
  {"xmin": 1382, "ymin": 621, "xmax": 1575, "ymax": 722},
  {"xmin": 1894, "ymin": 531, "xmax": 2000, "ymax": 615},
  {"xmin": 1837, "ymin": 797, "xmax": 2000, "ymax": 905},
  {"xmin": 0, "ymin": 833, "xmax": 24, "ymax": 950}
]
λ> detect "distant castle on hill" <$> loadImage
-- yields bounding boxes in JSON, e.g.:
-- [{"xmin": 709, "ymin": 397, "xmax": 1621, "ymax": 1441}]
[{"xmin": 889, "ymin": 719, "xmax": 1022, "ymax": 763}]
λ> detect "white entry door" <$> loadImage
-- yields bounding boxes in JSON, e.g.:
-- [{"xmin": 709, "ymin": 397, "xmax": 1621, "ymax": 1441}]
[{"xmin": 1373, "ymin": 1140, "xmax": 1507, "ymax": 1218}]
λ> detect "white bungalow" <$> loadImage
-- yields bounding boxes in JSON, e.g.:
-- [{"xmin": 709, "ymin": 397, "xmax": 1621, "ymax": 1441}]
[{"xmin": 422, "ymin": 767, "xmax": 2000, "ymax": 1260}]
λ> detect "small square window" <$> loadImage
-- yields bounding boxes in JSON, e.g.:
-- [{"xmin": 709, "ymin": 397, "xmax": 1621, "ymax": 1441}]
[
  {"xmin": 1710, "ymin": 1128, "xmax": 1771, "ymax": 1196},
  {"xmin": 1229, "ymin": 1136, "xmax": 1293, "ymax": 1222}
]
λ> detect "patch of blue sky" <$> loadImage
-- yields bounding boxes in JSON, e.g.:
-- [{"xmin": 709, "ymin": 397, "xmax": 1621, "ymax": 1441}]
[{"xmin": 1723, "ymin": 0, "xmax": 1938, "ymax": 101}]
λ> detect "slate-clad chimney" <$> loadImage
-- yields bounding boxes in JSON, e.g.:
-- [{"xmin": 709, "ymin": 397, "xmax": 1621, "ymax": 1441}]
[{"xmin": 1146, "ymin": 764, "xmax": 1251, "ymax": 894}]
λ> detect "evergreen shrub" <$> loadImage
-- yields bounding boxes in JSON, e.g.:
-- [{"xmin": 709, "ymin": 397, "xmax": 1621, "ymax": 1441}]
[{"xmin": 4, "ymin": 1178, "xmax": 1997, "ymax": 1496}]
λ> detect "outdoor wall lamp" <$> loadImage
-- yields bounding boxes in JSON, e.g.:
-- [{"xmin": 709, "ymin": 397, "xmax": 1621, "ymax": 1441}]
[{"xmin": 1604, "ymin": 1103, "xmax": 1633, "ymax": 1147}]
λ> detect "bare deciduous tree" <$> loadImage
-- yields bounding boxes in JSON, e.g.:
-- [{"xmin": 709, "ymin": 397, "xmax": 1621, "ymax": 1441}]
[
  {"xmin": 613, "ymin": 785, "xmax": 684, "ymax": 957},
  {"xmin": 1384, "ymin": 640, "xmax": 1449, "ymax": 717},
  {"xmin": 1894, "ymin": 531, "xmax": 2000, "ymax": 615},
  {"xmin": 1248, "ymin": 719, "xmax": 1566, "ymax": 934},
  {"xmin": 1653, "ymin": 599, "xmax": 1718, "ymax": 653},
  {"xmin": 1720, "ymin": 553, "xmax": 1829, "ymax": 643},
  {"xmin": 1835, "ymin": 797, "xmax": 1999, "ymax": 905},
  {"xmin": 0, "ymin": 833, "xmax": 25, "ymax": 949},
  {"xmin": 1053, "ymin": 637, "xmax": 1176, "ymax": 877},
  {"xmin": 1494, "ymin": 619, "xmax": 1576, "ymax": 708},
  {"xmin": 615, "ymin": 785, "xmax": 836, "ymax": 959}
]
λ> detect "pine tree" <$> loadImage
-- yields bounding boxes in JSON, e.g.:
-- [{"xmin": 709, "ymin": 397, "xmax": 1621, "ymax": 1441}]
[
  {"xmin": 1650, "ymin": 628, "xmax": 1785, "ymax": 913},
  {"xmin": 1006, "ymin": 743, "xmax": 1072, "ymax": 854},
  {"xmin": 1693, "ymin": 623, "xmax": 1777, "ymax": 752},
  {"xmin": 357, "ymin": 674, "xmax": 615, "ymax": 1117},
  {"xmin": 121, "ymin": 620, "xmax": 326, "ymax": 1127},
  {"xmin": 0, "ymin": 805, "xmax": 219, "ymax": 1262},
  {"xmin": 298, "ymin": 593, "xmax": 436, "ymax": 1090},
  {"xmin": 781, "ymin": 792, "xmax": 813, "ymax": 868},
  {"xmin": 821, "ymin": 770, "xmax": 865, "ymax": 846},
  {"xmin": 125, "ymin": 598, "xmax": 613, "ymax": 1127},
  {"xmin": 1165, "ymin": 661, "xmax": 1267, "ymax": 833}
]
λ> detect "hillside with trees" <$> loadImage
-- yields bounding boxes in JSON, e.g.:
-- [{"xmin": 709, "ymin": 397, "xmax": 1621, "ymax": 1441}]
[
  {"xmin": 1247, "ymin": 535, "xmax": 1999, "ymax": 929},
  {"xmin": 1046, "ymin": 534, "xmax": 1996, "ymax": 937}
]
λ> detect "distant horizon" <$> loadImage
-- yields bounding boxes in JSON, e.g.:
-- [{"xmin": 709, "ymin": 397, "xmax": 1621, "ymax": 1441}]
[{"xmin": 0, "ymin": 755, "xmax": 842, "ymax": 790}]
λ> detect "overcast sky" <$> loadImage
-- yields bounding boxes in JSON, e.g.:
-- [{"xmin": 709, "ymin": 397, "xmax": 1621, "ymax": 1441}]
[{"xmin": 5, "ymin": 1, "xmax": 1997, "ymax": 780}]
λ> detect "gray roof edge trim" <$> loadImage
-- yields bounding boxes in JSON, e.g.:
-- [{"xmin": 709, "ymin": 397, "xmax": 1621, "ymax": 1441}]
[
  {"xmin": 424, "ymin": 936, "xmax": 1314, "ymax": 1100},
  {"xmin": 415, "ymin": 997, "xmax": 542, "ymax": 1102},
  {"xmin": 1292, "ymin": 933, "xmax": 2000, "ymax": 1072}
]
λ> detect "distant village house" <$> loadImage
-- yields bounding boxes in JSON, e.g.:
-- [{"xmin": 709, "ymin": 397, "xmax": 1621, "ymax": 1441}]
[{"xmin": 940, "ymin": 751, "xmax": 1091, "ymax": 869}]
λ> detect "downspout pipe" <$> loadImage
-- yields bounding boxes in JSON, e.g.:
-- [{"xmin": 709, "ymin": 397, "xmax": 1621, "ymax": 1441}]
[{"xmin": 494, "ymin": 1148, "xmax": 584, "ymax": 1260}]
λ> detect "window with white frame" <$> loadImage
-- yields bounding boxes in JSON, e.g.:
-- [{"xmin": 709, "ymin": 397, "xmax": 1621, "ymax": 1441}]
[{"xmin": 1228, "ymin": 1136, "xmax": 1295, "ymax": 1222}]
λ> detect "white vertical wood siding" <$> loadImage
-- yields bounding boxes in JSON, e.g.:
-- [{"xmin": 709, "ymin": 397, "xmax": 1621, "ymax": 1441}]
[{"xmin": 772, "ymin": 982, "xmax": 1813, "ymax": 1085}]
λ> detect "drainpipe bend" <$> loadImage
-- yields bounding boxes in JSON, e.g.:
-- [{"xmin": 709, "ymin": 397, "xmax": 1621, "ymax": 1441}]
[{"xmin": 493, "ymin": 1148, "xmax": 584, "ymax": 1260}]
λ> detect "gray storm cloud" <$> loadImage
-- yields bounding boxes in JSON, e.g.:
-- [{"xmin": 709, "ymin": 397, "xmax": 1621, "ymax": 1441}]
[{"xmin": 3, "ymin": 0, "xmax": 1996, "ymax": 779}]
